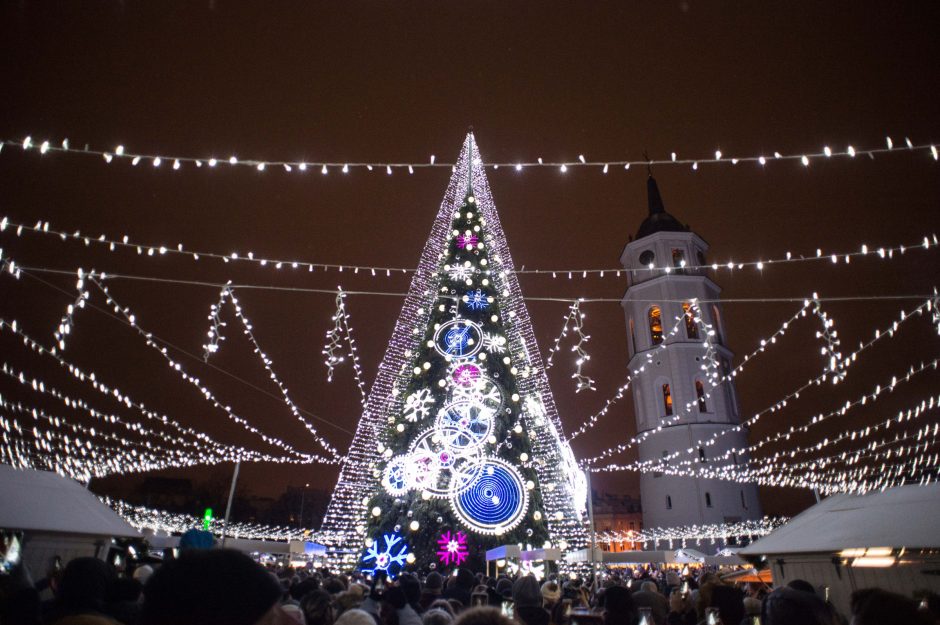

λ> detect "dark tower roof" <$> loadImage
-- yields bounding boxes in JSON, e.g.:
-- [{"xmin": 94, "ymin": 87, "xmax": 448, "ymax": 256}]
[{"xmin": 636, "ymin": 175, "xmax": 688, "ymax": 239}]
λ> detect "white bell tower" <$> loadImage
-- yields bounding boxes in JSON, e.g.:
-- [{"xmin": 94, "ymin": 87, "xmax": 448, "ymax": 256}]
[{"xmin": 620, "ymin": 175, "xmax": 761, "ymax": 530}]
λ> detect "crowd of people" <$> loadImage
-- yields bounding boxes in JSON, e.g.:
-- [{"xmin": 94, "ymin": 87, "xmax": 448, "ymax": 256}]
[{"xmin": 1, "ymin": 549, "xmax": 938, "ymax": 625}]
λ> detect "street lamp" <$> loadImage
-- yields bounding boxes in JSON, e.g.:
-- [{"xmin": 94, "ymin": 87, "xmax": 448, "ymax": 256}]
[{"xmin": 299, "ymin": 483, "xmax": 310, "ymax": 529}]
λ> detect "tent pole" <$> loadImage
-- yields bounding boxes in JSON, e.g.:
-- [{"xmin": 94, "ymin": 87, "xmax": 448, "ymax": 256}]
[
  {"xmin": 586, "ymin": 469, "xmax": 599, "ymax": 591},
  {"xmin": 221, "ymin": 460, "xmax": 241, "ymax": 547}
]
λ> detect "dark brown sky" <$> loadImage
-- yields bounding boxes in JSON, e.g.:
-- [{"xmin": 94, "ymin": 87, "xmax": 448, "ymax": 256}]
[{"xmin": 0, "ymin": 2, "xmax": 938, "ymax": 521}]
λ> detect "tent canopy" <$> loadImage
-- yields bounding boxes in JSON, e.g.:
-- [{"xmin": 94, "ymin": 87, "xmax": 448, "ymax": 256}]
[
  {"xmin": 739, "ymin": 483, "xmax": 940, "ymax": 557},
  {"xmin": 0, "ymin": 465, "xmax": 139, "ymax": 539}
]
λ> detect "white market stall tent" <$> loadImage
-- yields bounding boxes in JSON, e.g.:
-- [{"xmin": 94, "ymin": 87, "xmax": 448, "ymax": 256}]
[
  {"xmin": 0, "ymin": 465, "xmax": 140, "ymax": 575},
  {"xmin": 739, "ymin": 483, "xmax": 940, "ymax": 617}
]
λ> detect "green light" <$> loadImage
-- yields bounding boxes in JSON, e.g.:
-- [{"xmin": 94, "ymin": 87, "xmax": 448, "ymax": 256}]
[{"xmin": 203, "ymin": 508, "xmax": 213, "ymax": 531}]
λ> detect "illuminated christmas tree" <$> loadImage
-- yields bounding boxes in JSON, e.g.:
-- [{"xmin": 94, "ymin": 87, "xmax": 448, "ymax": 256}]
[{"xmin": 321, "ymin": 134, "xmax": 588, "ymax": 571}]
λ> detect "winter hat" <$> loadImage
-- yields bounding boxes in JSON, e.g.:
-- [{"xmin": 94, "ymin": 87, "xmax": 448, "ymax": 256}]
[
  {"xmin": 281, "ymin": 603, "xmax": 306, "ymax": 624},
  {"xmin": 424, "ymin": 571, "xmax": 444, "ymax": 594},
  {"xmin": 540, "ymin": 581, "xmax": 561, "ymax": 605},
  {"xmin": 495, "ymin": 578, "xmax": 513, "ymax": 598},
  {"xmin": 603, "ymin": 586, "xmax": 636, "ymax": 614},
  {"xmin": 399, "ymin": 573, "xmax": 422, "ymax": 605},
  {"xmin": 335, "ymin": 608, "xmax": 377, "ymax": 625},
  {"xmin": 133, "ymin": 564, "xmax": 154, "ymax": 585},
  {"xmin": 512, "ymin": 575, "xmax": 543, "ymax": 608},
  {"xmin": 141, "ymin": 549, "xmax": 281, "ymax": 625},
  {"xmin": 455, "ymin": 568, "xmax": 475, "ymax": 590}
]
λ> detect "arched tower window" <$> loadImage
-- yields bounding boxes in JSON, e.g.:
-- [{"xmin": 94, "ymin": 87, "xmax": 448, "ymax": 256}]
[
  {"xmin": 711, "ymin": 305, "xmax": 724, "ymax": 345},
  {"xmin": 662, "ymin": 383, "xmax": 673, "ymax": 416},
  {"xmin": 682, "ymin": 302, "xmax": 699, "ymax": 339},
  {"xmin": 672, "ymin": 248, "xmax": 686, "ymax": 272},
  {"xmin": 666, "ymin": 495, "xmax": 672, "ymax": 510},
  {"xmin": 648, "ymin": 306, "xmax": 664, "ymax": 345},
  {"xmin": 695, "ymin": 380, "xmax": 707, "ymax": 412},
  {"xmin": 705, "ymin": 492, "xmax": 713, "ymax": 507},
  {"xmin": 629, "ymin": 318, "xmax": 636, "ymax": 355}
]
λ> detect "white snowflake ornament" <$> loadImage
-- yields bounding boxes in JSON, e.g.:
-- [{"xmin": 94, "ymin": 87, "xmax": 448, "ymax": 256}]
[
  {"xmin": 483, "ymin": 332, "xmax": 507, "ymax": 354},
  {"xmin": 403, "ymin": 388, "xmax": 436, "ymax": 422}
]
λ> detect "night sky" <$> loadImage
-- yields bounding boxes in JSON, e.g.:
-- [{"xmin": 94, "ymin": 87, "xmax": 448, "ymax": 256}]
[{"xmin": 1, "ymin": 2, "xmax": 938, "ymax": 522}]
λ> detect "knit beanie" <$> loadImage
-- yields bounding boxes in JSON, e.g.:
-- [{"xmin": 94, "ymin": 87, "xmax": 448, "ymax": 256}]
[
  {"xmin": 424, "ymin": 571, "xmax": 444, "ymax": 594},
  {"xmin": 495, "ymin": 578, "xmax": 513, "ymax": 598},
  {"xmin": 512, "ymin": 575, "xmax": 543, "ymax": 608}
]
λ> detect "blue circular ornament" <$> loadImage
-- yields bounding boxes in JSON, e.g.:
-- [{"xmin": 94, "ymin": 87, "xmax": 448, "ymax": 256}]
[{"xmin": 452, "ymin": 458, "xmax": 528, "ymax": 535}]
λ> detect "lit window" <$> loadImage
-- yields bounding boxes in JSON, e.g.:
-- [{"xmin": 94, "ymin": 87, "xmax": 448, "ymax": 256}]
[
  {"xmin": 662, "ymin": 383, "xmax": 673, "ymax": 416},
  {"xmin": 683, "ymin": 302, "xmax": 699, "ymax": 339},
  {"xmin": 648, "ymin": 306, "xmax": 664, "ymax": 345},
  {"xmin": 672, "ymin": 248, "xmax": 685, "ymax": 269},
  {"xmin": 705, "ymin": 492, "xmax": 712, "ymax": 507},
  {"xmin": 695, "ymin": 380, "xmax": 707, "ymax": 412}
]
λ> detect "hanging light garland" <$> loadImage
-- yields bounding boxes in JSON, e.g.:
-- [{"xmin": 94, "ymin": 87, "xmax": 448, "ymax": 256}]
[
  {"xmin": 105, "ymin": 497, "xmax": 315, "ymax": 543},
  {"xmin": 0, "ymin": 317, "xmax": 307, "ymax": 470},
  {"xmin": 1, "ymin": 215, "xmax": 935, "ymax": 282},
  {"xmin": 599, "ymin": 517, "xmax": 787, "ymax": 550},
  {"xmin": 87, "ymin": 276, "xmax": 342, "ymax": 461},
  {"xmin": 545, "ymin": 300, "xmax": 595, "ymax": 392},
  {"xmin": 6, "ymin": 134, "xmax": 937, "ymax": 176},
  {"xmin": 51, "ymin": 269, "xmax": 90, "ymax": 352},
  {"xmin": 319, "ymin": 288, "xmax": 367, "ymax": 405},
  {"xmin": 581, "ymin": 298, "xmax": 931, "ymax": 468}
]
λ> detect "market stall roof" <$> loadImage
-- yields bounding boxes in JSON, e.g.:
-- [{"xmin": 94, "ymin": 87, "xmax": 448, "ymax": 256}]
[
  {"xmin": 520, "ymin": 548, "xmax": 562, "ymax": 562},
  {"xmin": 565, "ymin": 548, "xmax": 677, "ymax": 564},
  {"xmin": 721, "ymin": 568, "xmax": 772, "ymax": 583},
  {"xmin": 486, "ymin": 545, "xmax": 522, "ymax": 561},
  {"xmin": 0, "ymin": 465, "xmax": 139, "ymax": 538},
  {"xmin": 146, "ymin": 533, "xmax": 324, "ymax": 556},
  {"xmin": 739, "ymin": 483, "xmax": 940, "ymax": 557}
]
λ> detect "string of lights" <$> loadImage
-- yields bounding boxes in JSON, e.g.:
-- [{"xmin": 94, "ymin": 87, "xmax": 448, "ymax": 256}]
[
  {"xmin": 86, "ymin": 277, "xmax": 339, "ymax": 463},
  {"xmin": 104, "ymin": 497, "xmax": 315, "ymax": 543},
  {"xmin": 6, "ymin": 134, "xmax": 938, "ymax": 175},
  {"xmin": 51, "ymin": 269, "xmax": 90, "ymax": 353},
  {"xmin": 742, "ymin": 409, "xmax": 940, "ymax": 490},
  {"xmin": 564, "ymin": 310, "xmax": 693, "ymax": 442},
  {"xmin": 582, "ymin": 298, "xmax": 931, "ymax": 469},
  {"xmin": 593, "ymin": 384, "xmax": 940, "ymax": 494},
  {"xmin": 0, "ymin": 360, "xmax": 234, "ymax": 459},
  {"xmin": 201, "ymin": 284, "xmax": 230, "ymax": 361},
  {"xmin": 700, "ymin": 386, "xmax": 940, "ymax": 488},
  {"xmin": 8, "ymin": 263, "xmax": 935, "ymax": 307},
  {"xmin": 544, "ymin": 300, "xmax": 595, "ymax": 392},
  {"xmin": 224, "ymin": 285, "xmax": 342, "ymax": 457},
  {"xmin": 598, "ymin": 517, "xmax": 787, "ymax": 550},
  {"xmin": 2, "ymin": 215, "xmax": 935, "ymax": 281},
  {"xmin": 572, "ymin": 299, "xmax": 812, "ymax": 453},
  {"xmin": 329, "ymin": 288, "xmax": 368, "ymax": 406},
  {"xmin": 0, "ymin": 318, "xmax": 303, "ymax": 468},
  {"xmin": 739, "ymin": 420, "xmax": 940, "ymax": 494}
]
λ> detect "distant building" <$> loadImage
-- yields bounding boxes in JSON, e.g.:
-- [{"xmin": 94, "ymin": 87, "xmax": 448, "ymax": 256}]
[
  {"xmin": 592, "ymin": 491, "xmax": 643, "ymax": 552},
  {"xmin": 620, "ymin": 175, "xmax": 762, "ymax": 529}
]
